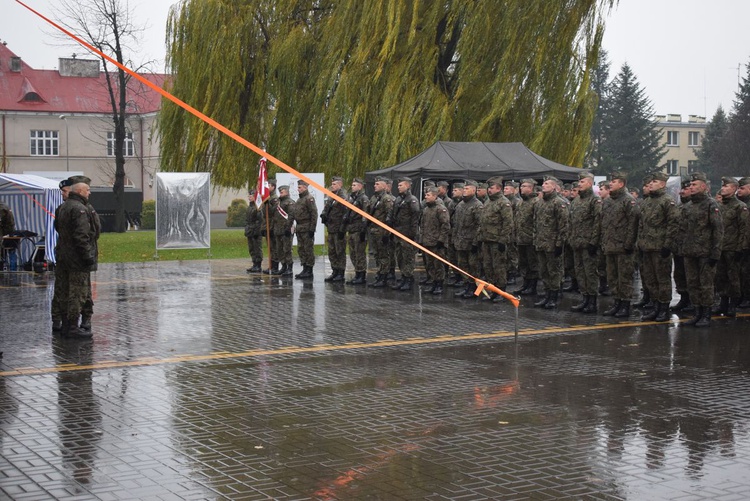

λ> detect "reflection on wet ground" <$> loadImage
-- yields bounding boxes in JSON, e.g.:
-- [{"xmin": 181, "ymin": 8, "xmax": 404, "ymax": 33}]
[{"xmin": 1, "ymin": 258, "xmax": 749, "ymax": 500}]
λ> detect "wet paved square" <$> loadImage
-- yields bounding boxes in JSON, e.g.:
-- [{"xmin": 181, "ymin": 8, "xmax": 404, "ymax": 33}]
[{"xmin": 1, "ymin": 258, "xmax": 750, "ymax": 500}]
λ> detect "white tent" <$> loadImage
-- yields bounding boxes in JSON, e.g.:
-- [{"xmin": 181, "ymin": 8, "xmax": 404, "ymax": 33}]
[{"xmin": 0, "ymin": 174, "xmax": 63, "ymax": 264}]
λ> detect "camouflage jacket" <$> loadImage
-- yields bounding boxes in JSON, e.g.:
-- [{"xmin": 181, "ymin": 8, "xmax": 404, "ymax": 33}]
[
  {"xmin": 452, "ymin": 196, "xmax": 483, "ymax": 251},
  {"xmin": 568, "ymin": 187, "xmax": 602, "ymax": 249},
  {"xmin": 367, "ymin": 191, "xmax": 394, "ymax": 237},
  {"xmin": 0, "ymin": 202, "xmax": 14, "ymax": 237},
  {"xmin": 479, "ymin": 192, "xmax": 513, "ymax": 244},
  {"xmin": 260, "ymin": 193, "xmax": 278, "ymax": 231},
  {"xmin": 420, "ymin": 200, "xmax": 450, "ymax": 247},
  {"xmin": 718, "ymin": 195, "xmax": 749, "ymax": 252},
  {"xmin": 292, "ymin": 190, "xmax": 318, "ymax": 233},
  {"xmin": 344, "ymin": 189, "xmax": 370, "ymax": 234},
  {"xmin": 533, "ymin": 191, "xmax": 569, "ymax": 252},
  {"xmin": 271, "ymin": 195, "xmax": 295, "ymax": 236},
  {"xmin": 637, "ymin": 188, "xmax": 680, "ymax": 252},
  {"xmin": 320, "ymin": 188, "xmax": 348, "ymax": 233},
  {"xmin": 244, "ymin": 203, "xmax": 263, "ymax": 238},
  {"xmin": 600, "ymin": 187, "xmax": 639, "ymax": 255},
  {"xmin": 55, "ymin": 192, "xmax": 98, "ymax": 272},
  {"xmin": 681, "ymin": 192, "xmax": 724, "ymax": 259},
  {"xmin": 514, "ymin": 194, "xmax": 537, "ymax": 246},
  {"xmin": 391, "ymin": 191, "xmax": 420, "ymax": 239}
]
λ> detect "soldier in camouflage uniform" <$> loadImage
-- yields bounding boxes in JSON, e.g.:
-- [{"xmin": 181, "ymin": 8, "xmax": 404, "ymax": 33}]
[
  {"xmin": 597, "ymin": 180, "xmax": 612, "ymax": 296},
  {"xmin": 437, "ymin": 181, "xmax": 451, "ymax": 206},
  {"xmin": 600, "ymin": 171, "xmax": 639, "ymax": 318},
  {"xmin": 504, "ymin": 181, "xmax": 521, "ymax": 285},
  {"xmin": 637, "ymin": 172, "xmax": 680, "ymax": 322},
  {"xmin": 244, "ymin": 188, "xmax": 264, "ymax": 273},
  {"xmin": 320, "ymin": 176, "xmax": 348, "ymax": 282},
  {"xmin": 385, "ymin": 178, "xmax": 398, "ymax": 281},
  {"xmin": 368, "ymin": 177, "xmax": 395, "ymax": 287},
  {"xmin": 292, "ymin": 180, "xmax": 318, "ymax": 279},
  {"xmin": 420, "ymin": 187, "xmax": 450, "ymax": 294},
  {"xmin": 736, "ymin": 177, "xmax": 750, "ymax": 308},
  {"xmin": 562, "ymin": 182, "xmax": 578, "ymax": 294},
  {"xmin": 390, "ymin": 177, "xmax": 420, "ymax": 291},
  {"xmin": 446, "ymin": 182, "xmax": 464, "ymax": 287},
  {"xmin": 55, "ymin": 177, "xmax": 98, "ymax": 338},
  {"xmin": 682, "ymin": 172, "xmax": 724, "ymax": 327},
  {"xmin": 479, "ymin": 176, "xmax": 514, "ymax": 302},
  {"xmin": 533, "ymin": 176, "xmax": 569, "ymax": 309},
  {"xmin": 453, "ymin": 180, "xmax": 483, "ymax": 298},
  {"xmin": 712, "ymin": 177, "xmax": 749, "ymax": 317},
  {"xmin": 344, "ymin": 178, "xmax": 370, "ymax": 285},
  {"xmin": 261, "ymin": 179, "xmax": 279, "ymax": 274},
  {"xmin": 477, "ymin": 183, "xmax": 489, "ymax": 204},
  {"xmin": 568, "ymin": 171, "xmax": 602, "ymax": 314},
  {"xmin": 51, "ymin": 179, "xmax": 72, "ymax": 332},
  {"xmin": 513, "ymin": 179, "xmax": 539, "ymax": 295},
  {"xmin": 671, "ymin": 177, "xmax": 694, "ymax": 312},
  {"xmin": 270, "ymin": 186, "xmax": 295, "ymax": 276},
  {"xmin": 633, "ymin": 175, "xmax": 654, "ymax": 310}
]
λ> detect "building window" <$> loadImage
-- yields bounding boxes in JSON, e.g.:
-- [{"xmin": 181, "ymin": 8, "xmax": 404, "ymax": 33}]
[
  {"xmin": 107, "ymin": 131, "xmax": 135, "ymax": 157},
  {"xmin": 30, "ymin": 130, "xmax": 59, "ymax": 156},
  {"xmin": 688, "ymin": 131, "xmax": 700, "ymax": 147},
  {"xmin": 666, "ymin": 160, "xmax": 678, "ymax": 175},
  {"xmin": 667, "ymin": 131, "xmax": 679, "ymax": 146},
  {"xmin": 688, "ymin": 160, "xmax": 698, "ymax": 173}
]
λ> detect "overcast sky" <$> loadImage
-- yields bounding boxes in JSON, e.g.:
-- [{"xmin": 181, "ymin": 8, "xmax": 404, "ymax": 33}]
[{"xmin": 2, "ymin": 0, "xmax": 748, "ymax": 120}]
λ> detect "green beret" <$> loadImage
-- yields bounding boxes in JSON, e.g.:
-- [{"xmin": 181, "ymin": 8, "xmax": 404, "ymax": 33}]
[
  {"xmin": 578, "ymin": 171, "xmax": 594, "ymax": 181},
  {"xmin": 505, "ymin": 181, "xmax": 519, "ymax": 188},
  {"xmin": 436, "ymin": 180, "xmax": 449, "ymax": 188},
  {"xmin": 478, "ymin": 182, "xmax": 488, "ymax": 190},
  {"xmin": 543, "ymin": 175, "xmax": 562, "ymax": 186},
  {"xmin": 397, "ymin": 176, "xmax": 413, "ymax": 184},
  {"xmin": 425, "ymin": 186, "xmax": 439, "ymax": 195},
  {"xmin": 453, "ymin": 182, "xmax": 465, "ymax": 189},
  {"xmin": 267, "ymin": 178, "xmax": 277, "ymax": 186},
  {"xmin": 59, "ymin": 179, "xmax": 72, "ymax": 189},
  {"xmin": 331, "ymin": 176, "xmax": 344, "ymax": 183}
]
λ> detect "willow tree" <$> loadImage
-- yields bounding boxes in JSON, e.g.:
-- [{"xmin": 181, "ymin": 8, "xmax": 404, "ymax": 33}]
[{"xmin": 159, "ymin": 0, "xmax": 615, "ymax": 188}]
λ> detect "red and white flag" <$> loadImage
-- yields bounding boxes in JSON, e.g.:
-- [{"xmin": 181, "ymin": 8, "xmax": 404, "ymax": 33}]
[{"xmin": 255, "ymin": 157, "xmax": 270, "ymax": 208}]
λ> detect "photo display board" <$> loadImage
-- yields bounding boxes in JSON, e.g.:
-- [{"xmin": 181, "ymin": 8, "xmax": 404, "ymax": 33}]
[{"xmin": 156, "ymin": 173, "xmax": 211, "ymax": 249}]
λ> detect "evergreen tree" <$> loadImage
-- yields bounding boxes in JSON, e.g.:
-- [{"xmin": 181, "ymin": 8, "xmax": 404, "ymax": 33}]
[
  {"xmin": 695, "ymin": 106, "xmax": 729, "ymax": 180},
  {"xmin": 158, "ymin": 0, "xmax": 615, "ymax": 188},
  {"xmin": 585, "ymin": 49, "xmax": 611, "ymax": 171},
  {"xmin": 598, "ymin": 63, "xmax": 665, "ymax": 184},
  {"xmin": 723, "ymin": 59, "xmax": 750, "ymax": 177}
]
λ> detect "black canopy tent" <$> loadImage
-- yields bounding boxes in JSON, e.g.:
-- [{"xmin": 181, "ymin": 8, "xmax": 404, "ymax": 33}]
[{"xmin": 365, "ymin": 142, "xmax": 582, "ymax": 189}]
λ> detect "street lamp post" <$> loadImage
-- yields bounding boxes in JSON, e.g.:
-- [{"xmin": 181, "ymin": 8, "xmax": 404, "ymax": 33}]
[{"xmin": 59, "ymin": 114, "xmax": 69, "ymax": 171}]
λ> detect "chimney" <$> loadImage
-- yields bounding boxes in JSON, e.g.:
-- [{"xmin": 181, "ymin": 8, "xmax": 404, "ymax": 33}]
[{"xmin": 10, "ymin": 56, "xmax": 21, "ymax": 72}]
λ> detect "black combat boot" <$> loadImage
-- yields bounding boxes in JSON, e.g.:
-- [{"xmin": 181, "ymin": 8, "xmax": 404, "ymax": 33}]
[
  {"xmin": 640, "ymin": 302, "xmax": 659, "ymax": 321},
  {"xmin": 602, "ymin": 299, "xmax": 622, "ymax": 316},
  {"xmin": 263, "ymin": 261, "xmax": 279, "ymax": 275},
  {"xmin": 431, "ymin": 281, "xmax": 443, "ymax": 295},
  {"xmin": 398, "ymin": 277, "xmax": 413, "ymax": 291},
  {"xmin": 507, "ymin": 271, "xmax": 517, "ymax": 286},
  {"xmin": 727, "ymin": 297, "xmax": 739, "ymax": 318},
  {"xmin": 534, "ymin": 291, "xmax": 551, "ymax": 308},
  {"xmin": 711, "ymin": 296, "xmax": 729, "ymax": 316},
  {"xmin": 324, "ymin": 269, "xmax": 339, "ymax": 282},
  {"xmin": 462, "ymin": 283, "xmax": 477, "ymax": 299},
  {"xmin": 331, "ymin": 269, "xmax": 346, "ymax": 282},
  {"xmin": 351, "ymin": 271, "xmax": 367, "ymax": 285},
  {"xmin": 520, "ymin": 279, "xmax": 537, "ymax": 296},
  {"xmin": 370, "ymin": 274, "xmax": 387, "ymax": 288},
  {"xmin": 563, "ymin": 278, "xmax": 579, "ymax": 293},
  {"xmin": 671, "ymin": 293, "xmax": 692, "ymax": 312},
  {"xmin": 391, "ymin": 276, "xmax": 405, "ymax": 290},
  {"xmin": 386, "ymin": 269, "xmax": 397, "ymax": 282},
  {"xmin": 570, "ymin": 295, "xmax": 590, "ymax": 312},
  {"xmin": 247, "ymin": 261, "xmax": 262, "ymax": 273},
  {"xmin": 80, "ymin": 315, "xmax": 92, "ymax": 331},
  {"xmin": 52, "ymin": 318, "xmax": 63, "ymax": 333},
  {"xmin": 272, "ymin": 263, "xmax": 286, "ymax": 276},
  {"xmin": 694, "ymin": 308, "xmax": 711, "ymax": 328},
  {"xmin": 633, "ymin": 290, "xmax": 652, "ymax": 308},
  {"xmin": 454, "ymin": 284, "xmax": 469, "ymax": 297},
  {"xmin": 512, "ymin": 278, "xmax": 528, "ymax": 294},
  {"xmin": 544, "ymin": 290, "xmax": 558, "ymax": 309},
  {"xmin": 282, "ymin": 264, "xmax": 293, "ymax": 277},
  {"xmin": 654, "ymin": 302, "xmax": 671, "ymax": 322},
  {"xmin": 583, "ymin": 295, "xmax": 598, "ymax": 314},
  {"xmin": 450, "ymin": 279, "xmax": 465, "ymax": 288},
  {"xmin": 418, "ymin": 276, "xmax": 432, "ymax": 286},
  {"xmin": 685, "ymin": 306, "xmax": 703, "ymax": 326},
  {"xmin": 598, "ymin": 276, "xmax": 611, "ymax": 296},
  {"xmin": 295, "ymin": 266, "xmax": 313, "ymax": 279},
  {"xmin": 614, "ymin": 300, "xmax": 631, "ymax": 318}
]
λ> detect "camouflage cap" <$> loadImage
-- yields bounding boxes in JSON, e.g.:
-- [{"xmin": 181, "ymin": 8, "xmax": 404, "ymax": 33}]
[
  {"xmin": 331, "ymin": 176, "xmax": 344, "ymax": 183},
  {"xmin": 397, "ymin": 176, "xmax": 413, "ymax": 184},
  {"xmin": 267, "ymin": 178, "xmax": 277, "ymax": 186},
  {"xmin": 572, "ymin": 181, "xmax": 579, "ymax": 188},
  {"xmin": 578, "ymin": 171, "xmax": 594, "ymax": 180},
  {"xmin": 452, "ymin": 182, "xmax": 465, "ymax": 189},
  {"xmin": 59, "ymin": 179, "xmax": 72, "ymax": 189},
  {"xmin": 436, "ymin": 180, "xmax": 449, "ymax": 188},
  {"xmin": 642, "ymin": 174, "xmax": 654, "ymax": 185},
  {"xmin": 375, "ymin": 176, "xmax": 390, "ymax": 183},
  {"xmin": 629, "ymin": 187, "xmax": 640, "ymax": 195},
  {"xmin": 739, "ymin": 177, "xmax": 750, "ymax": 187},
  {"xmin": 425, "ymin": 186, "xmax": 439, "ymax": 195},
  {"xmin": 278, "ymin": 185, "xmax": 290, "ymax": 192},
  {"xmin": 721, "ymin": 176, "xmax": 739, "ymax": 186},
  {"xmin": 423, "ymin": 180, "xmax": 435, "ymax": 187},
  {"xmin": 478, "ymin": 182, "xmax": 488, "ymax": 190},
  {"xmin": 464, "ymin": 179, "xmax": 478, "ymax": 188},
  {"xmin": 487, "ymin": 176, "xmax": 504, "ymax": 187},
  {"xmin": 504, "ymin": 180, "xmax": 519, "ymax": 188},
  {"xmin": 563, "ymin": 183, "xmax": 573, "ymax": 191},
  {"xmin": 351, "ymin": 177, "xmax": 364, "ymax": 185},
  {"xmin": 598, "ymin": 180, "xmax": 610, "ymax": 188},
  {"xmin": 610, "ymin": 170, "xmax": 628, "ymax": 182},
  {"xmin": 691, "ymin": 172, "xmax": 708, "ymax": 183},
  {"xmin": 67, "ymin": 175, "xmax": 91, "ymax": 186},
  {"xmin": 520, "ymin": 178, "xmax": 537, "ymax": 186},
  {"xmin": 297, "ymin": 179, "xmax": 309, "ymax": 186},
  {"xmin": 680, "ymin": 176, "xmax": 692, "ymax": 189},
  {"xmin": 651, "ymin": 172, "xmax": 669, "ymax": 182},
  {"xmin": 543, "ymin": 175, "xmax": 562, "ymax": 186}
]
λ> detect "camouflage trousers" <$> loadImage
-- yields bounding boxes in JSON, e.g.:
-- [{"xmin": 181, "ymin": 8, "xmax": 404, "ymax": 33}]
[
  {"xmin": 605, "ymin": 253, "xmax": 635, "ymax": 301},
  {"xmin": 572, "ymin": 247, "xmax": 599, "ymax": 296},
  {"xmin": 715, "ymin": 250, "xmax": 742, "ymax": 298},
  {"xmin": 564, "ymin": 243, "xmax": 575, "ymax": 279},
  {"xmin": 55, "ymin": 267, "xmax": 92, "ymax": 322},
  {"xmin": 482, "ymin": 241, "xmax": 508, "ymax": 288},
  {"xmin": 394, "ymin": 239, "xmax": 415, "ymax": 278},
  {"xmin": 246, "ymin": 235, "xmax": 263, "ymax": 263},
  {"xmin": 537, "ymin": 251, "xmax": 562, "ymax": 292},
  {"xmin": 517, "ymin": 245, "xmax": 538, "ymax": 280},
  {"xmin": 456, "ymin": 248, "xmax": 480, "ymax": 280},
  {"xmin": 347, "ymin": 232, "xmax": 368, "ymax": 272},
  {"xmin": 673, "ymin": 255, "xmax": 687, "ymax": 294},
  {"xmin": 296, "ymin": 232, "xmax": 315, "ymax": 267},
  {"xmin": 327, "ymin": 232, "xmax": 347, "ymax": 270},
  {"xmin": 388, "ymin": 238, "xmax": 397, "ymax": 271},
  {"xmin": 507, "ymin": 242, "xmax": 519, "ymax": 274},
  {"xmin": 370, "ymin": 232, "xmax": 391, "ymax": 274},
  {"xmin": 684, "ymin": 256, "xmax": 717, "ymax": 307},
  {"xmin": 424, "ymin": 245, "xmax": 446, "ymax": 282},
  {"xmin": 274, "ymin": 234, "xmax": 293, "ymax": 265},
  {"xmin": 641, "ymin": 251, "xmax": 674, "ymax": 303}
]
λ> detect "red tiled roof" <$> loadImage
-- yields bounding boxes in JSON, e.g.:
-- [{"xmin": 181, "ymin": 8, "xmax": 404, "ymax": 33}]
[{"xmin": 0, "ymin": 43, "xmax": 167, "ymax": 114}]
